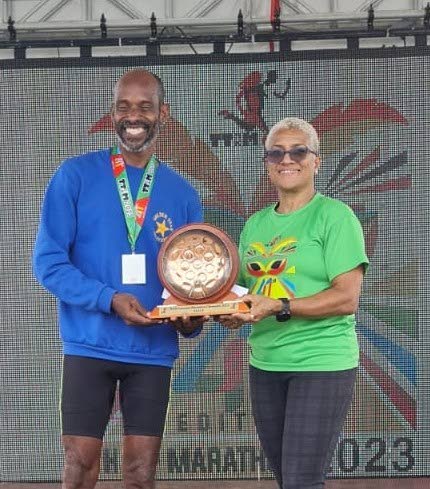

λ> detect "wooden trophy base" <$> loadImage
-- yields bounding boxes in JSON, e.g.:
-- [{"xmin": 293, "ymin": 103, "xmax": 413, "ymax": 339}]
[{"xmin": 149, "ymin": 291, "xmax": 250, "ymax": 319}]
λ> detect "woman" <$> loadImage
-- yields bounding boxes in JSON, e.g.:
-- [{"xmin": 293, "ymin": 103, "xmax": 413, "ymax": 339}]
[{"xmin": 220, "ymin": 117, "xmax": 368, "ymax": 489}]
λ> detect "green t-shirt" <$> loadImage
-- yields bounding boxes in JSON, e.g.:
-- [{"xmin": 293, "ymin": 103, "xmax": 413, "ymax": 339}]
[{"xmin": 238, "ymin": 193, "xmax": 369, "ymax": 372}]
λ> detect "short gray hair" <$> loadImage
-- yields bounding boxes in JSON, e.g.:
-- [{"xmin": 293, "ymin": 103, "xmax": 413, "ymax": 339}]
[{"xmin": 265, "ymin": 117, "xmax": 320, "ymax": 154}]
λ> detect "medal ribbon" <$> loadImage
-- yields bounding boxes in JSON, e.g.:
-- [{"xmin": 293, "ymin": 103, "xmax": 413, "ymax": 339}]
[{"xmin": 111, "ymin": 146, "xmax": 158, "ymax": 252}]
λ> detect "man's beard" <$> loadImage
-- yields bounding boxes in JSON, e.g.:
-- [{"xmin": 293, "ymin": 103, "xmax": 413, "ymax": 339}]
[{"xmin": 115, "ymin": 120, "xmax": 160, "ymax": 153}]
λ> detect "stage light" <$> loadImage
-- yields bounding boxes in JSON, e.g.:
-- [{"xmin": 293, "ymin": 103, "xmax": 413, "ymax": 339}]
[
  {"xmin": 272, "ymin": 8, "xmax": 281, "ymax": 33},
  {"xmin": 424, "ymin": 2, "xmax": 430, "ymax": 28},
  {"xmin": 100, "ymin": 14, "xmax": 107, "ymax": 39},
  {"xmin": 8, "ymin": 16, "xmax": 16, "ymax": 41},
  {"xmin": 367, "ymin": 4, "xmax": 375, "ymax": 31},
  {"xmin": 150, "ymin": 12, "xmax": 157, "ymax": 39},
  {"xmin": 237, "ymin": 9, "xmax": 244, "ymax": 37}
]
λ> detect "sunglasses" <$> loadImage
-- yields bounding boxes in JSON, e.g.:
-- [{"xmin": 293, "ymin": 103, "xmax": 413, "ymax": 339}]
[{"xmin": 264, "ymin": 146, "xmax": 318, "ymax": 165}]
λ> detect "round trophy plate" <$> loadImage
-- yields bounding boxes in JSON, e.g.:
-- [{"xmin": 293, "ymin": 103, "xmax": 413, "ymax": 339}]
[{"xmin": 157, "ymin": 223, "xmax": 239, "ymax": 304}]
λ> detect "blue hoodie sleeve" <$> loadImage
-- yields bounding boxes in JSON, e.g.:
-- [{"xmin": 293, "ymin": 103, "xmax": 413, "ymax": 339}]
[
  {"xmin": 33, "ymin": 163, "xmax": 116, "ymax": 314},
  {"xmin": 188, "ymin": 186, "xmax": 204, "ymax": 224}
]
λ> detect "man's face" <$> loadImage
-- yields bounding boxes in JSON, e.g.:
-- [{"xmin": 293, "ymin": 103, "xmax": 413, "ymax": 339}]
[{"xmin": 111, "ymin": 75, "xmax": 168, "ymax": 153}]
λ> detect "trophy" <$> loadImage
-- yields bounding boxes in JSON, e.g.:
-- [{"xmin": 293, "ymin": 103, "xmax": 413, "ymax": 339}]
[{"xmin": 149, "ymin": 223, "xmax": 250, "ymax": 319}]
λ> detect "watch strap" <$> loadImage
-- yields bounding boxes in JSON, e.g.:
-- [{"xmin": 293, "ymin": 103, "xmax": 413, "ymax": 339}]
[{"xmin": 275, "ymin": 298, "xmax": 291, "ymax": 322}]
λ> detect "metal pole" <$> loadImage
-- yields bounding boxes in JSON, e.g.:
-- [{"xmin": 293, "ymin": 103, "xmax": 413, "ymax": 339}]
[{"xmin": 1, "ymin": 9, "xmax": 426, "ymax": 35}]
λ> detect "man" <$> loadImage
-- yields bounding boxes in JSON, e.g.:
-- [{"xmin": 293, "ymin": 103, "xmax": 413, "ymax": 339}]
[{"xmin": 33, "ymin": 69, "xmax": 203, "ymax": 489}]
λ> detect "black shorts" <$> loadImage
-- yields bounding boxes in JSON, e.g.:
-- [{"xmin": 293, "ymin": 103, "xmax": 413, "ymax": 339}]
[{"xmin": 61, "ymin": 355, "xmax": 171, "ymax": 439}]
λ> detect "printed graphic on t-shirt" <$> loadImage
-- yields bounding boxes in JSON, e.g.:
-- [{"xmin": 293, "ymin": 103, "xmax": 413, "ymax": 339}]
[
  {"xmin": 153, "ymin": 212, "xmax": 173, "ymax": 242},
  {"xmin": 244, "ymin": 235, "xmax": 297, "ymax": 299}
]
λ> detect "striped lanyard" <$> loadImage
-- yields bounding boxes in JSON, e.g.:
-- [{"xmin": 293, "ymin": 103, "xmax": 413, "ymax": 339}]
[{"xmin": 111, "ymin": 146, "xmax": 158, "ymax": 252}]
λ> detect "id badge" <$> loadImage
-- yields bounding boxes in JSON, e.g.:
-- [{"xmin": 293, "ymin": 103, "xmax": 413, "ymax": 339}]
[{"xmin": 122, "ymin": 254, "xmax": 146, "ymax": 284}]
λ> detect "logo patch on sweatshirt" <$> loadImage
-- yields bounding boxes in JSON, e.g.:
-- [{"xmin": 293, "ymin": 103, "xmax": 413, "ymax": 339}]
[{"xmin": 153, "ymin": 212, "xmax": 173, "ymax": 242}]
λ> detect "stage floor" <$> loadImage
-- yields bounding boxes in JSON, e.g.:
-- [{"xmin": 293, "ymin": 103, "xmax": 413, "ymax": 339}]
[{"xmin": 1, "ymin": 479, "xmax": 429, "ymax": 489}]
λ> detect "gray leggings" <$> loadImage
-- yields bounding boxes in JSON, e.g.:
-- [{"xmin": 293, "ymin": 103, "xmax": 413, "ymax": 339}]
[{"xmin": 249, "ymin": 366, "xmax": 357, "ymax": 489}]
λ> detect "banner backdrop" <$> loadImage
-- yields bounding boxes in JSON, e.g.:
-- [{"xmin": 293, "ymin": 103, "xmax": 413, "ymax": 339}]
[{"xmin": 0, "ymin": 50, "xmax": 428, "ymax": 481}]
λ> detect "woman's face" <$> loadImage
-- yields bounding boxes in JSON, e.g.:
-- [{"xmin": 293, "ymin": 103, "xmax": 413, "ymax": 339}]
[{"xmin": 265, "ymin": 128, "xmax": 320, "ymax": 194}]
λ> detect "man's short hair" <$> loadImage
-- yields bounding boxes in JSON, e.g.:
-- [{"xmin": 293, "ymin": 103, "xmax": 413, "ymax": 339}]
[{"xmin": 113, "ymin": 69, "xmax": 166, "ymax": 106}]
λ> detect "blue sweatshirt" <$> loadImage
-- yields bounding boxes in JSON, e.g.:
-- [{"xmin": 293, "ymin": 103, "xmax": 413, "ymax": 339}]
[{"xmin": 33, "ymin": 149, "xmax": 203, "ymax": 367}]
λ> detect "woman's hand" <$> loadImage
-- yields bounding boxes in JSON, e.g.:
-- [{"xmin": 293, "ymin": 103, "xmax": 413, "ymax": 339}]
[
  {"xmin": 239, "ymin": 294, "xmax": 282, "ymax": 321},
  {"xmin": 217, "ymin": 294, "xmax": 282, "ymax": 329}
]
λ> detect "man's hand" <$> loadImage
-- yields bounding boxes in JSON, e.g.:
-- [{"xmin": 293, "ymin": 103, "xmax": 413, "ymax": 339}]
[
  {"xmin": 216, "ymin": 313, "xmax": 248, "ymax": 329},
  {"xmin": 168, "ymin": 315, "xmax": 209, "ymax": 336},
  {"xmin": 111, "ymin": 293, "xmax": 161, "ymax": 326}
]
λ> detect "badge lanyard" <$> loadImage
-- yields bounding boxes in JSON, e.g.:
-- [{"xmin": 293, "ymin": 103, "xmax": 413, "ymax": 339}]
[{"xmin": 110, "ymin": 146, "xmax": 158, "ymax": 253}]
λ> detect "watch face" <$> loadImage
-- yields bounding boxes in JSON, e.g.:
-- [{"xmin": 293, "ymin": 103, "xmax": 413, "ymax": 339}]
[{"xmin": 276, "ymin": 298, "xmax": 291, "ymax": 322}]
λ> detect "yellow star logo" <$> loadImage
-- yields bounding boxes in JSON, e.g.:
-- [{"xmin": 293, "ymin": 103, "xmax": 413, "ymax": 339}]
[{"xmin": 155, "ymin": 219, "xmax": 170, "ymax": 237}]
